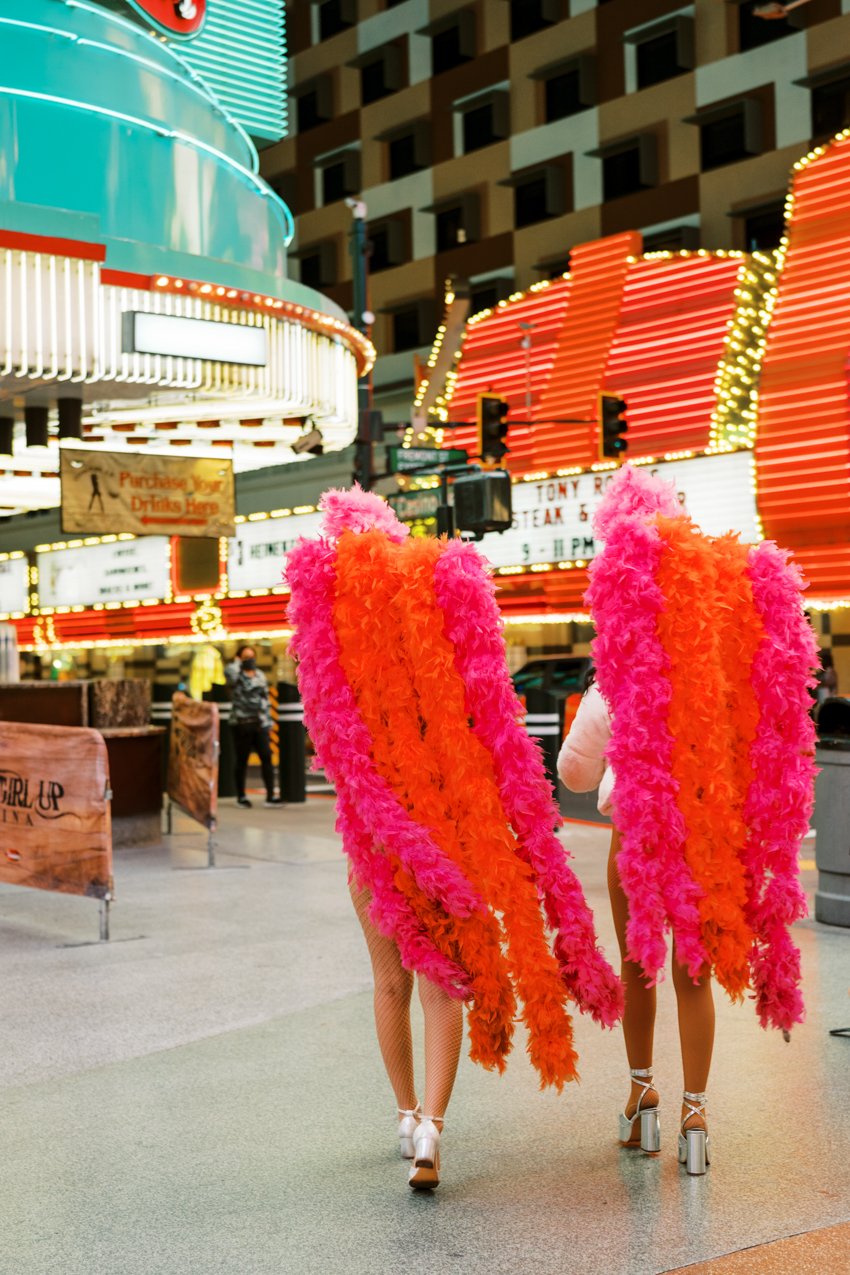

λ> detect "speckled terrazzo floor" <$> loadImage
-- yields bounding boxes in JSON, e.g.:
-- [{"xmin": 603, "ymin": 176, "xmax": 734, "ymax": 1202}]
[
  {"xmin": 0, "ymin": 801, "xmax": 847, "ymax": 1275},
  {"xmin": 666, "ymin": 1221, "xmax": 850, "ymax": 1273}
]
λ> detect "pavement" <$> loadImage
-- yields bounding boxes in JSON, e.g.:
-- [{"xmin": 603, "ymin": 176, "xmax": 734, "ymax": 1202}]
[{"xmin": 0, "ymin": 795, "xmax": 848, "ymax": 1275}]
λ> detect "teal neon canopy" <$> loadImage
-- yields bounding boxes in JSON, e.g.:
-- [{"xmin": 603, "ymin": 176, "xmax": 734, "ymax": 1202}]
[{"xmin": 0, "ymin": 0, "xmax": 326, "ymax": 311}]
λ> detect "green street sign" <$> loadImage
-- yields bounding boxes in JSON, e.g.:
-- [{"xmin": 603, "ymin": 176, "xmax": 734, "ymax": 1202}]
[
  {"xmin": 386, "ymin": 446, "xmax": 469, "ymax": 473},
  {"xmin": 387, "ymin": 491, "xmax": 441, "ymax": 521}
]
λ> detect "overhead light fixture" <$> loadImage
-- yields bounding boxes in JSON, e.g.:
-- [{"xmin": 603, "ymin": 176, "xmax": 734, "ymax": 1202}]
[
  {"xmin": 291, "ymin": 426, "xmax": 324, "ymax": 456},
  {"xmin": 24, "ymin": 405, "xmax": 49, "ymax": 449},
  {"xmin": 57, "ymin": 398, "xmax": 83, "ymax": 440}
]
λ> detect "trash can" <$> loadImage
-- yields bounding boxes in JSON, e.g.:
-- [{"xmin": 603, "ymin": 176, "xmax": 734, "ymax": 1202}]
[
  {"xmin": 814, "ymin": 697, "xmax": 850, "ymax": 928},
  {"xmin": 278, "ymin": 681, "xmax": 306, "ymax": 803}
]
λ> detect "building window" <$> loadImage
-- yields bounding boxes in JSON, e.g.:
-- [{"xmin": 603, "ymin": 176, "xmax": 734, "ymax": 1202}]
[
  {"xmin": 600, "ymin": 137, "xmax": 657, "ymax": 201},
  {"xmin": 470, "ymin": 277, "xmax": 514, "ymax": 313},
  {"xmin": 319, "ymin": 151, "xmax": 360, "ymax": 205},
  {"xmin": 299, "ymin": 241, "xmax": 337, "ymax": 290},
  {"xmin": 510, "ymin": 0, "xmax": 560, "ymax": 42},
  {"xmin": 545, "ymin": 67, "xmax": 583, "ymax": 122},
  {"xmin": 634, "ymin": 18, "xmax": 693, "ymax": 90},
  {"xmin": 434, "ymin": 195, "xmax": 480, "ymax": 251},
  {"xmin": 738, "ymin": 5, "xmax": 800, "ymax": 53},
  {"xmin": 812, "ymin": 75, "xmax": 850, "ymax": 140},
  {"xmin": 360, "ymin": 46, "xmax": 404, "ymax": 105},
  {"xmin": 436, "ymin": 206, "xmax": 465, "ymax": 251},
  {"xmin": 537, "ymin": 54, "xmax": 595, "ymax": 124},
  {"xmin": 387, "ymin": 124, "xmax": 429, "ymax": 180},
  {"xmin": 318, "ymin": 0, "xmax": 355, "ymax": 42},
  {"xmin": 512, "ymin": 166, "xmax": 567, "ymax": 229},
  {"xmin": 431, "ymin": 11, "xmax": 475, "ymax": 75},
  {"xmin": 535, "ymin": 252, "xmax": 572, "ymax": 278},
  {"xmin": 391, "ymin": 302, "xmax": 436, "ymax": 352},
  {"xmin": 699, "ymin": 101, "xmax": 762, "ymax": 171},
  {"xmin": 295, "ymin": 77, "xmax": 332, "ymax": 133},
  {"xmin": 642, "ymin": 223, "xmax": 701, "ymax": 252},
  {"xmin": 368, "ymin": 220, "xmax": 407, "ymax": 273},
  {"xmin": 742, "ymin": 206, "xmax": 785, "ymax": 251},
  {"xmin": 636, "ymin": 30, "xmax": 681, "ymax": 89},
  {"xmin": 458, "ymin": 92, "xmax": 509, "ymax": 154}
]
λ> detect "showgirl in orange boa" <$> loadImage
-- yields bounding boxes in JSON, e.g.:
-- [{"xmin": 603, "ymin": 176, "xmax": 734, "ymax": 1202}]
[
  {"xmin": 286, "ymin": 486, "xmax": 622, "ymax": 1189},
  {"xmin": 562, "ymin": 464, "xmax": 817, "ymax": 1175}
]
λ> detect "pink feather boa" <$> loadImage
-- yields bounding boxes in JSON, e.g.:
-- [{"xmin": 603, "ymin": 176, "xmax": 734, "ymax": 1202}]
[
  {"xmin": 586, "ymin": 465, "xmax": 817, "ymax": 1028},
  {"xmin": 285, "ymin": 535, "xmax": 485, "ymax": 997},
  {"xmin": 585, "ymin": 512, "xmax": 708, "ymax": 982},
  {"xmin": 433, "ymin": 540, "xmax": 623, "ymax": 1026},
  {"xmin": 744, "ymin": 541, "xmax": 818, "ymax": 1031}
]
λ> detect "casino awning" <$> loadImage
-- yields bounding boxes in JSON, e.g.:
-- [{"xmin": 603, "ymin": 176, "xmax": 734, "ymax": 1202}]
[{"xmin": 0, "ymin": 0, "xmax": 372, "ymax": 515}]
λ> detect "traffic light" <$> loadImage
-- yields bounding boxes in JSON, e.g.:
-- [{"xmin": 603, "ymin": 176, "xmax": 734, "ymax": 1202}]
[
  {"xmin": 453, "ymin": 469, "xmax": 513, "ymax": 539},
  {"xmin": 599, "ymin": 393, "xmax": 628, "ymax": 461},
  {"xmin": 477, "ymin": 393, "xmax": 510, "ymax": 464}
]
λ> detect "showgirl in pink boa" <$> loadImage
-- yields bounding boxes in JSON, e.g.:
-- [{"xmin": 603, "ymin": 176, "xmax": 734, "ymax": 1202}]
[
  {"xmin": 563, "ymin": 463, "xmax": 817, "ymax": 1174},
  {"xmin": 286, "ymin": 485, "xmax": 622, "ymax": 1188}
]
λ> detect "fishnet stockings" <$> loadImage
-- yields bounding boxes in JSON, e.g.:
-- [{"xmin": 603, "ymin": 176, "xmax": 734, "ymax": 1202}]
[
  {"xmin": 351, "ymin": 881, "xmax": 463, "ymax": 1122},
  {"xmin": 608, "ymin": 831, "xmax": 715, "ymax": 1130}
]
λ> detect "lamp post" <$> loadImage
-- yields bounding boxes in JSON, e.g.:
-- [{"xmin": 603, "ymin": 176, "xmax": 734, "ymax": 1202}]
[
  {"xmin": 519, "ymin": 321, "xmax": 535, "ymax": 420},
  {"xmin": 346, "ymin": 197, "xmax": 376, "ymax": 489}
]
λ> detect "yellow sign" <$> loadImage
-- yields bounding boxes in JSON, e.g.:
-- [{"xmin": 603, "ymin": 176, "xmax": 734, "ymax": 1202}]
[{"xmin": 60, "ymin": 448, "xmax": 236, "ymax": 539}]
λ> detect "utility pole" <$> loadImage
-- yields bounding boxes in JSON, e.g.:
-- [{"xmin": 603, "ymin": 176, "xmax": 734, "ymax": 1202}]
[{"xmin": 347, "ymin": 197, "xmax": 376, "ymax": 490}]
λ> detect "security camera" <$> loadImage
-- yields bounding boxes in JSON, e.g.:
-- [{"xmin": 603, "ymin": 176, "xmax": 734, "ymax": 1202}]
[{"xmin": 291, "ymin": 426, "xmax": 324, "ymax": 456}]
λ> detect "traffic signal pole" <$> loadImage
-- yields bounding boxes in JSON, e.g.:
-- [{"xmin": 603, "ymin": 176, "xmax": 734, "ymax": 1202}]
[{"xmin": 347, "ymin": 198, "xmax": 374, "ymax": 489}]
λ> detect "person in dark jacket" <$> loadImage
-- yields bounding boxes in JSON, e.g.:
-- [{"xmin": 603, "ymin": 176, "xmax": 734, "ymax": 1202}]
[{"xmin": 225, "ymin": 645, "xmax": 282, "ymax": 807}]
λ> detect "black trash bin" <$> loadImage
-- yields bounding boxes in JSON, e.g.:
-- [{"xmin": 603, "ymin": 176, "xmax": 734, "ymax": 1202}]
[
  {"xmin": 278, "ymin": 680, "xmax": 307, "ymax": 803},
  {"xmin": 814, "ymin": 696, "xmax": 850, "ymax": 927}
]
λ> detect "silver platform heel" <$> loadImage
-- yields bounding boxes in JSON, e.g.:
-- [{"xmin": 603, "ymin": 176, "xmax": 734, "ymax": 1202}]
[
  {"xmin": 619, "ymin": 1067, "xmax": 661, "ymax": 1153},
  {"xmin": 409, "ymin": 1116, "xmax": 442, "ymax": 1190},
  {"xmin": 397, "ymin": 1104, "xmax": 421, "ymax": 1160},
  {"xmin": 678, "ymin": 1092, "xmax": 710, "ymax": 1175}
]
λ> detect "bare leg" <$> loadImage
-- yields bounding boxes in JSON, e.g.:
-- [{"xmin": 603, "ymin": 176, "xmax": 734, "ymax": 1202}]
[
  {"xmin": 350, "ymin": 880, "xmax": 417, "ymax": 1112},
  {"xmin": 608, "ymin": 830, "xmax": 659, "ymax": 1128},
  {"xmin": 671, "ymin": 949, "xmax": 714, "ymax": 1131},
  {"xmin": 418, "ymin": 974, "xmax": 464, "ymax": 1128}
]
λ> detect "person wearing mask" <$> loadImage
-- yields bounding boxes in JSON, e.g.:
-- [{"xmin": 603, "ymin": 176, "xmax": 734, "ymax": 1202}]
[{"xmin": 225, "ymin": 645, "xmax": 282, "ymax": 808}]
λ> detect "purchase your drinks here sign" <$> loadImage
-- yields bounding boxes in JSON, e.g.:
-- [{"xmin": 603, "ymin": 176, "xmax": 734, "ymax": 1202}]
[{"xmin": 60, "ymin": 449, "xmax": 236, "ymax": 539}]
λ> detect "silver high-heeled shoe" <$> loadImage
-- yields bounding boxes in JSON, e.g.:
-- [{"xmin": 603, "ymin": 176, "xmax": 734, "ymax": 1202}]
[
  {"xmin": 619, "ymin": 1067, "xmax": 661, "ymax": 1153},
  {"xmin": 397, "ymin": 1104, "xmax": 421, "ymax": 1160},
  {"xmin": 408, "ymin": 1116, "xmax": 441, "ymax": 1190},
  {"xmin": 678, "ymin": 1091, "xmax": 710, "ymax": 1175}
]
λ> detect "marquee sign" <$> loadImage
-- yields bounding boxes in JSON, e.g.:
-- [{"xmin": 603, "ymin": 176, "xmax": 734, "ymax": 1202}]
[
  {"xmin": 118, "ymin": 0, "xmax": 206, "ymax": 38},
  {"xmin": 479, "ymin": 452, "xmax": 760, "ymax": 570},
  {"xmin": 38, "ymin": 538, "xmax": 172, "ymax": 609},
  {"xmin": 228, "ymin": 512, "xmax": 323, "ymax": 592},
  {"xmin": 0, "ymin": 555, "xmax": 30, "ymax": 617}
]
